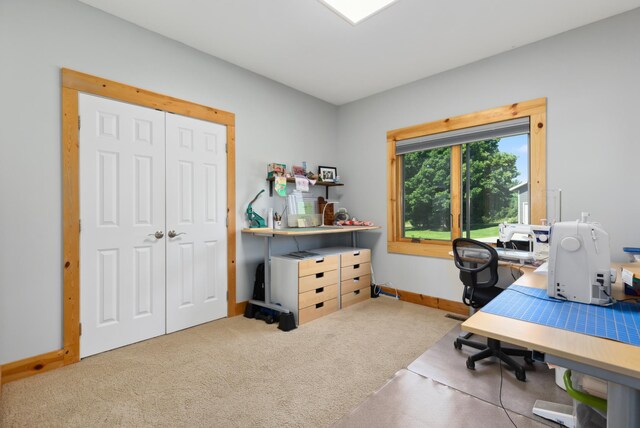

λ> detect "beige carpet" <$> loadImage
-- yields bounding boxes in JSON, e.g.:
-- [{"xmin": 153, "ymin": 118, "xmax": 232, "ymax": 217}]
[{"xmin": 0, "ymin": 297, "xmax": 459, "ymax": 427}]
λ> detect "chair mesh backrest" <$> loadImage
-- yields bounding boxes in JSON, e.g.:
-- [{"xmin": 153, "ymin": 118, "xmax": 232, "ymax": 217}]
[{"xmin": 452, "ymin": 238, "xmax": 498, "ymax": 289}]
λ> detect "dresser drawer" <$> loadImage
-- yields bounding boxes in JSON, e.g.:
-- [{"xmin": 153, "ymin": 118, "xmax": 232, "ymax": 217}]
[
  {"xmin": 299, "ymin": 284, "xmax": 338, "ymax": 309},
  {"xmin": 341, "ymin": 249, "xmax": 371, "ymax": 267},
  {"xmin": 299, "ymin": 269, "xmax": 338, "ymax": 294},
  {"xmin": 341, "ymin": 262, "xmax": 370, "ymax": 281},
  {"xmin": 298, "ymin": 255, "xmax": 339, "ymax": 277},
  {"xmin": 341, "ymin": 288, "xmax": 369, "ymax": 308},
  {"xmin": 341, "ymin": 274, "xmax": 371, "ymax": 295},
  {"xmin": 298, "ymin": 298, "xmax": 338, "ymax": 324}
]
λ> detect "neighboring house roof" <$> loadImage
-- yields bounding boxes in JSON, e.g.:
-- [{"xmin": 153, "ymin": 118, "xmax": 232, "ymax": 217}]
[{"xmin": 509, "ymin": 181, "xmax": 529, "ymax": 192}]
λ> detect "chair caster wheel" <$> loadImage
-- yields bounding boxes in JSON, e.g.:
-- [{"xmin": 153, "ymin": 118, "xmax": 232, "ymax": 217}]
[
  {"xmin": 516, "ymin": 370, "xmax": 526, "ymax": 382},
  {"xmin": 454, "ymin": 340, "xmax": 462, "ymax": 350},
  {"xmin": 466, "ymin": 358, "xmax": 475, "ymax": 370},
  {"xmin": 524, "ymin": 356, "xmax": 534, "ymax": 365}
]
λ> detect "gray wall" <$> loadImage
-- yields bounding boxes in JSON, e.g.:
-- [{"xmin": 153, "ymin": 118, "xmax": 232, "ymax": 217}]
[
  {"xmin": 337, "ymin": 9, "xmax": 640, "ymax": 302},
  {"xmin": 0, "ymin": 0, "xmax": 338, "ymax": 364},
  {"xmin": 2, "ymin": 0, "xmax": 639, "ymax": 366}
]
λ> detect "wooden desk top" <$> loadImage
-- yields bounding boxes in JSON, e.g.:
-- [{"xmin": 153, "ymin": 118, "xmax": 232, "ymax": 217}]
[
  {"xmin": 241, "ymin": 225, "xmax": 381, "ymax": 236},
  {"xmin": 462, "ymin": 264, "xmax": 640, "ymax": 380}
]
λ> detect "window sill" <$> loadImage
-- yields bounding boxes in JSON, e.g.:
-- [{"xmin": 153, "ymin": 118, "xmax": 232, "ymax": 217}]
[{"xmin": 387, "ymin": 241, "xmax": 453, "ymax": 259}]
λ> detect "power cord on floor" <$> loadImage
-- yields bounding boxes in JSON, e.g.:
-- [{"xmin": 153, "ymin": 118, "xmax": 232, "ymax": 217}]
[
  {"xmin": 370, "ymin": 264, "xmax": 399, "ymax": 299},
  {"xmin": 378, "ymin": 282, "xmax": 399, "ymax": 299},
  {"xmin": 510, "ymin": 266, "xmax": 518, "ymax": 281},
  {"xmin": 372, "ymin": 282, "xmax": 382, "ymax": 297},
  {"xmin": 370, "ymin": 264, "xmax": 380, "ymax": 296},
  {"xmin": 372, "ymin": 282, "xmax": 399, "ymax": 299},
  {"xmin": 499, "ymin": 361, "xmax": 518, "ymax": 428}
]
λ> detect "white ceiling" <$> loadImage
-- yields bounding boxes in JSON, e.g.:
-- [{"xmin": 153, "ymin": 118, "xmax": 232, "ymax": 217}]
[{"xmin": 78, "ymin": 0, "xmax": 640, "ymax": 105}]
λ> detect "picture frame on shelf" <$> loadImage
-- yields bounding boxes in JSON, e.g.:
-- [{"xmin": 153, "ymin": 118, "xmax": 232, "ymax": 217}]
[
  {"xmin": 292, "ymin": 165, "xmax": 306, "ymax": 176},
  {"xmin": 318, "ymin": 166, "xmax": 337, "ymax": 182}
]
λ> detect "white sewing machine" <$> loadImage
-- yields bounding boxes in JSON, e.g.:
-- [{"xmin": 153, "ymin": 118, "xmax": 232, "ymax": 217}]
[
  {"xmin": 498, "ymin": 222, "xmax": 551, "ymax": 261},
  {"xmin": 546, "ymin": 213, "xmax": 615, "ymax": 305}
]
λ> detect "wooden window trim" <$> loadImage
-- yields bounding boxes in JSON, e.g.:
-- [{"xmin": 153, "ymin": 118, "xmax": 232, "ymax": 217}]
[
  {"xmin": 386, "ymin": 98, "xmax": 547, "ymax": 258},
  {"xmin": 61, "ymin": 68, "xmax": 237, "ymax": 365}
]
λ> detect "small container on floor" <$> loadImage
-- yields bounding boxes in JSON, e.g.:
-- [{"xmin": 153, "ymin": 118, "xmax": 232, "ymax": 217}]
[{"xmin": 278, "ymin": 312, "xmax": 297, "ymax": 331}]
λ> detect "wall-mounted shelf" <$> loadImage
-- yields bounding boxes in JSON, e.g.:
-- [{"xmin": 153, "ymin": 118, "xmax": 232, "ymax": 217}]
[{"xmin": 267, "ymin": 177, "xmax": 344, "ymax": 198}]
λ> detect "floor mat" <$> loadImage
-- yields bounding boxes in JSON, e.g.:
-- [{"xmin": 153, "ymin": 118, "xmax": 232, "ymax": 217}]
[{"xmin": 407, "ymin": 325, "xmax": 571, "ymax": 424}]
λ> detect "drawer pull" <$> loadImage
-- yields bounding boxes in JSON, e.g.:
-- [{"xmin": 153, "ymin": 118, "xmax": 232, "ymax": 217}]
[
  {"xmin": 354, "ymin": 264, "xmax": 360, "ymax": 269},
  {"xmin": 316, "ymin": 302, "xmax": 324, "ymax": 309},
  {"xmin": 353, "ymin": 251, "xmax": 360, "ymax": 256},
  {"xmin": 315, "ymin": 258, "xmax": 325, "ymax": 263},
  {"xmin": 315, "ymin": 287, "xmax": 324, "ymax": 294},
  {"xmin": 315, "ymin": 272, "xmax": 324, "ymax": 279},
  {"xmin": 353, "ymin": 277, "xmax": 360, "ymax": 282},
  {"xmin": 354, "ymin": 290, "xmax": 360, "ymax": 295}
]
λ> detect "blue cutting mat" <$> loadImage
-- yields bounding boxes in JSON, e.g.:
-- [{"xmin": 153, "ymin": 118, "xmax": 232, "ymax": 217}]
[{"xmin": 481, "ymin": 285, "xmax": 640, "ymax": 346}]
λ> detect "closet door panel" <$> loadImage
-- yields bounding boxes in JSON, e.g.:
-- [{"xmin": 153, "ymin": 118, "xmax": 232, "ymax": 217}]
[
  {"xmin": 166, "ymin": 113, "xmax": 228, "ymax": 333},
  {"xmin": 79, "ymin": 93, "xmax": 166, "ymax": 358}
]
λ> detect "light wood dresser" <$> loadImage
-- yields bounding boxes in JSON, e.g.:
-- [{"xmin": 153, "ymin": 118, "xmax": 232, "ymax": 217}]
[
  {"xmin": 271, "ymin": 247, "xmax": 371, "ymax": 325},
  {"xmin": 337, "ymin": 249, "xmax": 371, "ymax": 308}
]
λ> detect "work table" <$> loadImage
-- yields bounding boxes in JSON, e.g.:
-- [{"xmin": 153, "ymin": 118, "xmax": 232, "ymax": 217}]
[
  {"xmin": 461, "ymin": 263, "xmax": 640, "ymax": 427},
  {"xmin": 241, "ymin": 225, "xmax": 381, "ymax": 236},
  {"xmin": 241, "ymin": 225, "xmax": 382, "ymax": 330}
]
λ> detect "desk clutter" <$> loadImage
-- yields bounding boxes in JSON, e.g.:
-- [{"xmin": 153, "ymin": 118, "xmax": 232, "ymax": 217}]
[
  {"xmin": 621, "ymin": 248, "xmax": 640, "ymax": 297},
  {"xmin": 267, "ymin": 161, "xmax": 337, "ymax": 199},
  {"xmin": 621, "ymin": 263, "xmax": 640, "ymax": 296},
  {"xmin": 250, "ymin": 161, "xmax": 375, "ymax": 228},
  {"xmin": 482, "ymin": 285, "xmax": 640, "ymax": 346},
  {"xmin": 267, "ymin": 162, "xmax": 339, "ymax": 184},
  {"xmin": 242, "ymin": 226, "xmax": 381, "ymax": 330},
  {"xmin": 286, "ymin": 192, "xmax": 321, "ymax": 227}
]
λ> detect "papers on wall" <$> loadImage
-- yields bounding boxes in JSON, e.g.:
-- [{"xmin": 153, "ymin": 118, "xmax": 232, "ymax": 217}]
[
  {"xmin": 295, "ymin": 176, "xmax": 309, "ymax": 192},
  {"xmin": 275, "ymin": 176, "xmax": 287, "ymax": 196}
]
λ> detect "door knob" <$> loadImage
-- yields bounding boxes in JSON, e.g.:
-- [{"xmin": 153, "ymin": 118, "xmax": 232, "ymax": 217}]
[
  {"xmin": 168, "ymin": 230, "xmax": 187, "ymax": 238},
  {"xmin": 147, "ymin": 231, "xmax": 164, "ymax": 239}
]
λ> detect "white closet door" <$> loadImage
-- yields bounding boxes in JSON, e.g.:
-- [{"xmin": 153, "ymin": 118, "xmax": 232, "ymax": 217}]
[
  {"xmin": 79, "ymin": 94, "xmax": 166, "ymax": 358},
  {"xmin": 165, "ymin": 113, "xmax": 228, "ymax": 333}
]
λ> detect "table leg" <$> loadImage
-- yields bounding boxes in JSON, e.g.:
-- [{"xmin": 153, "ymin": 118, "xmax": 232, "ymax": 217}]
[
  {"xmin": 545, "ymin": 354, "xmax": 640, "ymax": 428},
  {"xmin": 248, "ymin": 234, "xmax": 290, "ymax": 313},
  {"xmin": 607, "ymin": 382, "xmax": 640, "ymax": 427},
  {"xmin": 264, "ymin": 235, "xmax": 271, "ymax": 303}
]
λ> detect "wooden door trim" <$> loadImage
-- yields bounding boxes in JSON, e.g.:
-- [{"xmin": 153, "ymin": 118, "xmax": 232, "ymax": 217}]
[{"xmin": 61, "ymin": 68, "xmax": 237, "ymax": 365}]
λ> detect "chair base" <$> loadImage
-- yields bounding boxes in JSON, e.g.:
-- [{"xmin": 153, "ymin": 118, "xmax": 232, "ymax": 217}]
[{"xmin": 454, "ymin": 337, "xmax": 532, "ymax": 382}]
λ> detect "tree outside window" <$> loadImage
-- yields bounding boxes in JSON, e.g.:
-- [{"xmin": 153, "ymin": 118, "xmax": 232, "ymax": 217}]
[{"xmin": 403, "ymin": 136, "xmax": 527, "ymax": 241}]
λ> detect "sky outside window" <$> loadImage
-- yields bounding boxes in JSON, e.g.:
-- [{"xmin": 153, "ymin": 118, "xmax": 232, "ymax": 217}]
[{"xmin": 498, "ymin": 134, "xmax": 528, "ymax": 183}]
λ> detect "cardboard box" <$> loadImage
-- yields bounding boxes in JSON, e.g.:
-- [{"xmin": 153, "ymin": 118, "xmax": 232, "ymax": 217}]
[{"xmin": 620, "ymin": 263, "xmax": 640, "ymax": 296}]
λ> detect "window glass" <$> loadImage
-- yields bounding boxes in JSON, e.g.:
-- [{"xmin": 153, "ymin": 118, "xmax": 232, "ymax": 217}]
[
  {"xmin": 461, "ymin": 134, "xmax": 529, "ymax": 242},
  {"xmin": 402, "ymin": 147, "xmax": 451, "ymax": 240},
  {"xmin": 386, "ymin": 98, "xmax": 546, "ymax": 258}
]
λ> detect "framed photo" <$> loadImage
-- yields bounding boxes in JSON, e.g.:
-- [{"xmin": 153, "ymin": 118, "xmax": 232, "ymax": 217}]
[
  {"xmin": 318, "ymin": 166, "xmax": 337, "ymax": 182},
  {"xmin": 292, "ymin": 165, "xmax": 306, "ymax": 176}
]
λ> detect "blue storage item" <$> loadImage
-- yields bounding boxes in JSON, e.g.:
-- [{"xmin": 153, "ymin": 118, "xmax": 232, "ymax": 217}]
[{"xmin": 623, "ymin": 247, "xmax": 640, "ymax": 262}]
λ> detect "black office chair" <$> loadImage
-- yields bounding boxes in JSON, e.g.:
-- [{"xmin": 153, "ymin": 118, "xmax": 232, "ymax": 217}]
[{"xmin": 452, "ymin": 238, "xmax": 532, "ymax": 382}]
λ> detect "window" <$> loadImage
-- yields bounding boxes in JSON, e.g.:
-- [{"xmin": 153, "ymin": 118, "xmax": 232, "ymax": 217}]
[
  {"xmin": 460, "ymin": 134, "xmax": 529, "ymax": 242},
  {"xmin": 387, "ymin": 99, "xmax": 546, "ymax": 258},
  {"xmin": 402, "ymin": 146, "xmax": 452, "ymax": 241}
]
